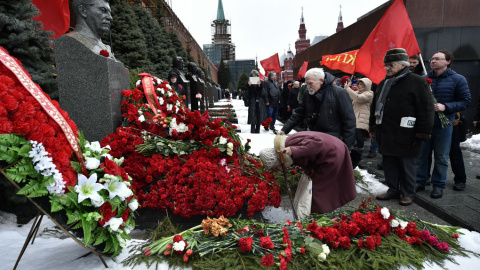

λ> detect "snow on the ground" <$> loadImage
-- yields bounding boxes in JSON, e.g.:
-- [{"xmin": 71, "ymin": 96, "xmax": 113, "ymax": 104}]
[
  {"xmin": 2, "ymin": 98, "xmax": 479, "ymax": 269},
  {"xmin": 461, "ymin": 134, "xmax": 480, "ymax": 151}
]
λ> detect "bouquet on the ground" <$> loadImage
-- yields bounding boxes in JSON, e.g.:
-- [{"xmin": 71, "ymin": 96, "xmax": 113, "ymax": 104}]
[
  {"xmin": 123, "ymin": 198, "xmax": 476, "ymax": 270},
  {"xmin": 101, "ymin": 76, "xmax": 281, "ymax": 218},
  {"xmin": 0, "ymin": 48, "xmax": 135, "ymax": 256}
]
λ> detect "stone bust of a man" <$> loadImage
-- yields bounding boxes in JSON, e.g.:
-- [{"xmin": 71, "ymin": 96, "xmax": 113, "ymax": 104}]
[
  {"xmin": 67, "ymin": 0, "xmax": 115, "ymax": 59},
  {"xmin": 173, "ymin": 57, "xmax": 184, "ymax": 71}
]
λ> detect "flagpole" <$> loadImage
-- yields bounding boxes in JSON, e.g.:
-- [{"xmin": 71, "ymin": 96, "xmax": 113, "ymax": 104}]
[{"xmin": 419, "ymin": 53, "xmax": 428, "ymax": 75}]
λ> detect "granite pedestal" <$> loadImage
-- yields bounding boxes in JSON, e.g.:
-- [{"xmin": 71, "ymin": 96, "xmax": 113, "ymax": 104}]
[{"xmin": 55, "ymin": 35, "xmax": 129, "ymax": 142}]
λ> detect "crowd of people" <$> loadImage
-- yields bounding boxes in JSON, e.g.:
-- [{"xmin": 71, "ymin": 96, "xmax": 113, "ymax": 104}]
[{"xmin": 250, "ymin": 47, "xmax": 474, "ymax": 214}]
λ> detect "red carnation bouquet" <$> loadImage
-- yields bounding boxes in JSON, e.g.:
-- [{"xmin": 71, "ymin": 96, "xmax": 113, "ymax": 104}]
[{"xmin": 101, "ymin": 76, "xmax": 281, "ymax": 218}]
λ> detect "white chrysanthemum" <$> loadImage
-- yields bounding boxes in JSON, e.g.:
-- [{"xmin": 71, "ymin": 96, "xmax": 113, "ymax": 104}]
[
  {"xmin": 136, "ymin": 80, "xmax": 141, "ymax": 87},
  {"xmin": 105, "ymin": 217, "xmax": 123, "ymax": 231},
  {"xmin": 74, "ymin": 173, "xmax": 104, "ymax": 203},
  {"xmin": 85, "ymin": 157, "xmax": 101, "ymax": 170},
  {"xmin": 159, "ymin": 88, "xmax": 165, "ymax": 95},
  {"xmin": 178, "ymin": 122, "xmax": 187, "ymax": 132},
  {"xmin": 166, "ymin": 103, "xmax": 173, "ymax": 111},
  {"xmin": 128, "ymin": 198, "xmax": 139, "ymax": 211},
  {"xmin": 166, "ymin": 84, "xmax": 172, "ymax": 90},
  {"xmin": 158, "ymin": 97, "xmax": 164, "ymax": 105},
  {"xmin": 400, "ymin": 220, "xmax": 408, "ymax": 230},
  {"xmin": 380, "ymin": 207, "xmax": 390, "ymax": 219},
  {"xmin": 29, "ymin": 141, "xmax": 65, "ymax": 195},
  {"xmin": 85, "ymin": 141, "xmax": 102, "ymax": 153},
  {"xmin": 176, "ymin": 100, "xmax": 180, "ymax": 106},
  {"xmin": 102, "ymin": 153, "xmax": 113, "ymax": 160},
  {"xmin": 390, "ymin": 219, "xmax": 400, "ymax": 228},
  {"xmin": 139, "ymin": 115, "xmax": 145, "ymax": 122},
  {"xmin": 173, "ymin": 241, "xmax": 186, "ymax": 251},
  {"xmin": 219, "ymin": 158, "xmax": 226, "ymax": 166},
  {"xmin": 219, "ymin": 137, "xmax": 227, "ymax": 144},
  {"xmin": 155, "ymin": 78, "xmax": 161, "ymax": 85},
  {"xmin": 104, "ymin": 180, "xmax": 133, "ymax": 200}
]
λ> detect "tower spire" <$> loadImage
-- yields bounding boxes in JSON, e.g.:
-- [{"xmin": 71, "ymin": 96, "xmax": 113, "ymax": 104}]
[
  {"xmin": 217, "ymin": 0, "xmax": 225, "ymax": 21},
  {"xmin": 300, "ymin": 7, "xmax": 305, "ymax": 24},
  {"xmin": 336, "ymin": 5, "xmax": 344, "ymax": 33}
]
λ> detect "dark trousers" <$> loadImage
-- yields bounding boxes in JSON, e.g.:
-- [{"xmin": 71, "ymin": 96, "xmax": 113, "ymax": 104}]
[
  {"xmin": 251, "ymin": 102, "xmax": 261, "ymax": 133},
  {"xmin": 383, "ymin": 155, "xmax": 418, "ymax": 197},
  {"xmin": 450, "ymin": 125, "xmax": 467, "ymax": 183},
  {"xmin": 354, "ymin": 128, "xmax": 366, "ymax": 151}
]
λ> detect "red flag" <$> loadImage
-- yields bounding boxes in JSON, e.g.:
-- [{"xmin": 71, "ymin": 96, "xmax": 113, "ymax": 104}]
[
  {"xmin": 260, "ymin": 53, "xmax": 282, "ymax": 74},
  {"xmin": 297, "ymin": 61, "xmax": 309, "ymax": 79},
  {"xmin": 259, "ymin": 71, "xmax": 265, "ymax": 82},
  {"xmin": 320, "ymin": 50, "xmax": 359, "ymax": 74},
  {"xmin": 32, "ymin": 0, "xmax": 70, "ymax": 38},
  {"xmin": 354, "ymin": 0, "xmax": 420, "ymax": 84}
]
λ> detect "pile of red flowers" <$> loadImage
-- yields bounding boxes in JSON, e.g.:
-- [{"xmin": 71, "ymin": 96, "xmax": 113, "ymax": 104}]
[
  {"xmin": 101, "ymin": 77, "xmax": 281, "ymax": 217},
  {"xmin": 306, "ymin": 207, "xmax": 451, "ymax": 252},
  {"xmin": 0, "ymin": 53, "xmax": 78, "ymax": 188}
]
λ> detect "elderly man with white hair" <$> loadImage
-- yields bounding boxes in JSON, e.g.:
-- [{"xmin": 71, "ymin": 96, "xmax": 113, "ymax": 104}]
[{"xmin": 278, "ymin": 68, "xmax": 356, "ymax": 151}]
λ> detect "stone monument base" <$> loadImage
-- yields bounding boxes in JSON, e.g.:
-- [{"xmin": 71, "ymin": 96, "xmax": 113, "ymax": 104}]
[{"xmin": 55, "ymin": 35, "xmax": 129, "ymax": 142}]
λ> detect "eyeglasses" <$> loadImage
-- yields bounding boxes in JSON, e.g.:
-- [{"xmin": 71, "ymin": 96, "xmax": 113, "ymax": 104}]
[
  {"xmin": 383, "ymin": 62, "xmax": 398, "ymax": 69},
  {"xmin": 430, "ymin": 57, "xmax": 446, "ymax": 62}
]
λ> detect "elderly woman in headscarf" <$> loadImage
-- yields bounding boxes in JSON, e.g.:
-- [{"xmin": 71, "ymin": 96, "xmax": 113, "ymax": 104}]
[
  {"xmin": 260, "ymin": 132, "xmax": 357, "ymax": 214},
  {"xmin": 246, "ymin": 69, "xmax": 268, "ymax": 133}
]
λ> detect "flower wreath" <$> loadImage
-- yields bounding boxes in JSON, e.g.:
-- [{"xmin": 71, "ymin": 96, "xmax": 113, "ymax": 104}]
[{"xmin": 0, "ymin": 47, "xmax": 135, "ymax": 257}]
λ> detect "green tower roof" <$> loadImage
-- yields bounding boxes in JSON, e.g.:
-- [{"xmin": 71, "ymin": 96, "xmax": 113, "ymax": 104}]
[{"xmin": 217, "ymin": 0, "xmax": 225, "ymax": 21}]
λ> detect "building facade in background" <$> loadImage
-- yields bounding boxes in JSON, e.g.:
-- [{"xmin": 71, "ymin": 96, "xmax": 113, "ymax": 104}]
[{"xmin": 227, "ymin": 59, "xmax": 255, "ymax": 88}]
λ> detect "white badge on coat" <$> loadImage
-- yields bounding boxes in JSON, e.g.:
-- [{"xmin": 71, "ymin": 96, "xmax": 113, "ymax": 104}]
[{"xmin": 400, "ymin": 117, "xmax": 416, "ymax": 128}]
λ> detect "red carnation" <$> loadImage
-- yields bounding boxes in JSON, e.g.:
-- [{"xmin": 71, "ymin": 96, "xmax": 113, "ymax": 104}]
[
  {"xmin": 300, "ymin": 247, "xmax": 306, "ymax": 254},
  {"xmin": 98, "ymin": 202, "xmax": 116, "ymax": 226},
  {"xmin": 238, "ymin": 237, "xmax": 253, "ymax": 252},
  {"xmin": 425, "ymin": 77, "xmax": 432, "ymax": 84},
  {"xmin": 173, "ymin": 235, "xmax": 183, "ymax": 242},
  {"xmin": 100, "ymin": 50, "xmax": 109, "ymax": 57},
  {"xmin": 261, "ymin": 253, "xmax": 274, "ymax": 267},
  {"xmin": 260, "ymin": 236, "xmax": 274, "ymax": 249},
  {"xmin": 122, "ymin": 208, "xmax": 130, "ymax": 222}
]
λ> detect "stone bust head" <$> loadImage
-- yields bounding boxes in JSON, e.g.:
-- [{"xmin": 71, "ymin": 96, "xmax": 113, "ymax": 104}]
[
  {"xmin": 69, "ymin": 0, "xmax": 114, "ymax": 58},
  {"xmin": 173, "ymin": 56, "xmax": 184, "ymax": 70},
  {"xmin": 188, "ymin": 62, "xmax": 197, "ymax": 74}
]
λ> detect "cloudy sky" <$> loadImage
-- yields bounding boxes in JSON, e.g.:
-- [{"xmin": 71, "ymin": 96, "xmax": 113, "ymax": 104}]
[{"xmin": 170, "ymin": 0, "xmax": 389, "ymax": 65}]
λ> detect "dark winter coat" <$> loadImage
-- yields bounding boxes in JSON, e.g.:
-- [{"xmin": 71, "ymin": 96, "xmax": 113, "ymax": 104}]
[
  {"xmin": 245, "ymin": 83, "xmax": 268, "ymax": 125},
  {"xmin": 282, "ymin": 72, "xmax": 356, "ymax": 150},
  {"xmin": 172, "ymin": 83, "xmax": 185, "ymax": 96},
  {"xmin": 288, "ymin": 87, "xmax": 300, "ymax": 109},
  {"xmin": 369, "ymin": 70, "xmax": 435, "ymax": 157},
  {"xmin": 475, "ymin": 95, "xmax": 480, "ymax": 121},
  {"xmin": 425, "ymin": 68, "xmax": 471, "ymax": 122},
  {"xmin": 263, "ymin": 79, "xmax": 281, "ymax": 108},
  {"xmin": 286, "ymin": 131, "xmax": 357, "ymax": 213}
]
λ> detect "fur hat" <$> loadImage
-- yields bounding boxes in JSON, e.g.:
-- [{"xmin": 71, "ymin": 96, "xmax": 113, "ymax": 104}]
[
  {"xmin": 341, "ymin": 76, "xmax": 350, "ymax": 85},
  {"xmin": 259, "ymin": 135, "xmax": 293, "ymax": 170},
  {"xmin": 384, "ymin": 48, "xmax": 409, "ymax": 63}
]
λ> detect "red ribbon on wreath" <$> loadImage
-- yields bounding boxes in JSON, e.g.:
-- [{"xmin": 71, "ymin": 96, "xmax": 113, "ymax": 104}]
[
  {"xmin": 139, "ymin": 73, "xmax": 162, "ymax": 115},
  {"xmin": 0, "ymin": 47, "xmax": 88, "ymax": 176}
]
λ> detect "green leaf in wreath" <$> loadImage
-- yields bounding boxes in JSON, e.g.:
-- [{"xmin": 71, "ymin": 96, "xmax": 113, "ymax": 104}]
[
  {"xmin": 70, "ymin": 161, "xmax": 82, "ymax": 173},
  {"xmin": 82, "ymin": 217, "xmax": 92, "ymax": 245},
  {"xmin": 50, "ymin": 197, "xmax": 64, "ymax": 213}
]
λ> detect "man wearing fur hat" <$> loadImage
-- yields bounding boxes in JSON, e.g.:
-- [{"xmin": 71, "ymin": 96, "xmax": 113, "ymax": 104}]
[
  {"xmin": 369, "ymin": 48, "xmax": 434, "ymax": 206},
  {"xmin": 259, "ymin": 132, "xmax": 357, "ymax": 214}
]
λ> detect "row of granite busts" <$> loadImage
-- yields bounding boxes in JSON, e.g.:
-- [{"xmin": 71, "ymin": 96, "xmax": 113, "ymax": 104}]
[{"xmin": 172, "ymin": 57, "xmax": 206, "ymax": 81}]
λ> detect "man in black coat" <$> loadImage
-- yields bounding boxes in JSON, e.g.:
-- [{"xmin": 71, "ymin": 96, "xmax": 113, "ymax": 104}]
[
  {"xmin": 264, "ymin": 71, "xmax": 281, "ymax": 128},
  {"xmin": 278, "ymin": 68, "xmax": 356, "ymax": 151},
  {"xmin": 370, "ymin": 48, "xmax": 434, "ymax": 206}
]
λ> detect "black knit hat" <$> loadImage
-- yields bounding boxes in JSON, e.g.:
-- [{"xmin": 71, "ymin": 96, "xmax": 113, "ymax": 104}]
[
  {"xmin": 168, "ymin": 70, "xmax": 178, "ymax": 80},
  {"xmin": 384, "ymin": 48, "xmax": 409, "ymax": 63}
]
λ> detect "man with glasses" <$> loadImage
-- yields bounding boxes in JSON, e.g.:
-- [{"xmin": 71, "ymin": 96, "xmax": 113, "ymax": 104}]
[
  {"xmin": 416, "ymin": 50, "xmax": 471, "ymax": 198},
  {"xmin": 370, "ymin": 48, "xmax": 434, "ymax": 206}
]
